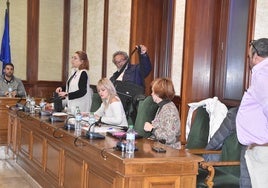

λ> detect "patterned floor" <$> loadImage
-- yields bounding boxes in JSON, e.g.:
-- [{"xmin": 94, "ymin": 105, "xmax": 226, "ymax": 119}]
[{"xmin": 0, "ymin": 146, "xmax": 41, "ymax": 188}]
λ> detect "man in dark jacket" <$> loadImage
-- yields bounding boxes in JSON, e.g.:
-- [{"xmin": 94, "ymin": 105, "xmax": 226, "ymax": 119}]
[
  {"xmin": 110, "ymin": 45, "xmax": 152, "ymax": 123},
  {"xmin": 110, "ymin": 44, "xmax": 152, "ymax": 89}
]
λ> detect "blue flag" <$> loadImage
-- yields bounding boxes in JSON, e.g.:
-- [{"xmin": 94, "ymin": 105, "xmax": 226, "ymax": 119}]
[{"xmin": 0, "ymin": 9, "xmax": 11, "ymax": 73}]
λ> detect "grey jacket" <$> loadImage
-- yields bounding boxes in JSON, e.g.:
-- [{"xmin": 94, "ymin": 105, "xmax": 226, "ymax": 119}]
[
  {"xmin": 203, "ymin": 107, "xmax": 239, "ymax": 161},
  {"xmin": 0, "ymin": 75, "xmax": 26, "ymax": 97}
]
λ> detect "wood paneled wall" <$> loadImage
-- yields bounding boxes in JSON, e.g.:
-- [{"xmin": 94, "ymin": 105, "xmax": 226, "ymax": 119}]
[
  {"xmin": 180, "ymin": 0, "xmax": 220, "ymax": 143},
  {"xmin": 130, "ymin": 0, "xmax": 175, "ymax": 95},
  {"xmin": 180, "ymin": 0, "xmax": 255, "ymax": 143},
  {"xmin": 21, "ymin": 0, "xmax": 255, "ymax": 143}
]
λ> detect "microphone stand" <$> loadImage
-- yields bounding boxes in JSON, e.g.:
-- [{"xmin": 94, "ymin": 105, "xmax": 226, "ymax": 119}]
[
  {"xmin": 64, "ymin": 115, "xmax": 75, "ymax": 130},
  {"xmin": 52, "ymin": 115, "xmax": 74, "ymax": 139},
  {"xmin": 84, "ymin": 116, "xmax": 130, "ymax": 142},
  {"xmin": 86, "ymin": 121, "xmax": 105, "ymax": 139}
]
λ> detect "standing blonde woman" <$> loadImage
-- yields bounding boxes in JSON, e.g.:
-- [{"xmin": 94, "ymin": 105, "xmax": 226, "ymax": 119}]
[
  {"xmin": 56, "ymin": 51, "xmax": 92, "ymax": 113},
  {"xmin": 94, "ymin": 78, "xmax": 128, "ymax": 127}
]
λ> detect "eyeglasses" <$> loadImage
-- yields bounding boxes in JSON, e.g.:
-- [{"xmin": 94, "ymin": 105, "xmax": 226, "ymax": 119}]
[
  {"xmin": 249, "ymin": 40, "xmax": 260, "ymax": 56},
  {"xmin": 113, "ymin": 59, "xmax": 126, "ymax": 65}
]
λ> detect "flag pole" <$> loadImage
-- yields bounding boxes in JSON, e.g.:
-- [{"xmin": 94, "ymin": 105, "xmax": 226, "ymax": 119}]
[
  {"xmin": 6, "ymin": 0, "xmax": 10, "ymax": 9},
  {"xmin": 7, "ymin": 0, "xmax": 10, "ymax": 13},
  {"xmin": 6, "ymin": 0, "xmax": 10, "ymax": 20}
]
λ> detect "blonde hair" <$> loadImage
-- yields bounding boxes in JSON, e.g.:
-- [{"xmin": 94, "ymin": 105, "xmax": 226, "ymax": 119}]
[{"xmin": 97, "ymin": 78, "xmax": 118, "ymax": 108}]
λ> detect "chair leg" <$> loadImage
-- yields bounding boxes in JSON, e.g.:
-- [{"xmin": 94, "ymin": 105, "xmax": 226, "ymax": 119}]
[{"xmin": 200, "ymin": 162, "xmax": 215, "ymax": 188}]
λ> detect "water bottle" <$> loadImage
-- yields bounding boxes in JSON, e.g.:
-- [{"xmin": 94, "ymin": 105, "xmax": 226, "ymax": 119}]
[
  {"xmin": 126, "ymin": 125, "xmax": 135, "ymax": 154},
  {"xmin": 30, "ymin": 97, "xmax": 36, "ymax": 114},
  {"xmin": 39, "ymin": 98, "xmax": 46, "ymax": 111},
  {"xmin": 88, "ymin": 113, "xmax": 96, "ymax": 125},
  {"xmin": 75, "ymin": 106, "xmax": 82, "ymax": 131}
]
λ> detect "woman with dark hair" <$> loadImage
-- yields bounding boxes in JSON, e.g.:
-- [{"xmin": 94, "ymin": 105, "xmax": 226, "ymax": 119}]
[
  {"xmin": 144, "ymin": 78, "xmax": 181, "ymax": 149},
  {"xmin": 56, "ymin": 51, "xmax": 92, "ymax": 113}
]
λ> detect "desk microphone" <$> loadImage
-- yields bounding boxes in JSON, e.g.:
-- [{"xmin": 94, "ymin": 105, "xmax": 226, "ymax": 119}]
[
  {"xmin": 64, "ymin": 115, "xmax": 75, "ymax": 130},
  {"xmin": 86, "ymin": 120, "xmax": 105, "ymax": 139},
  {"xmin": 16, "ymin": 96, "xmax": 27, "ymax": 111},
  {"xmin": 85, "ymin": 118, "xmax": 128, "ymax": 139},
  {"xmin": 16, "ymin": 96, "xmax": 23, "ymax": 104},
  {"xmin": 51, "ymin": 115, "xmax": 74, "ymax": 139}
]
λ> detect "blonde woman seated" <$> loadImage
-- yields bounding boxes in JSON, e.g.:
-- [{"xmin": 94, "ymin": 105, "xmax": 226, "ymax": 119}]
[
  {"xmin": 94, "ymin": 78, "xmax": 128, "ymax": 127},
  {"xmin": 144, "ymin": 78, "xmax": 181, "ymax": 149}
]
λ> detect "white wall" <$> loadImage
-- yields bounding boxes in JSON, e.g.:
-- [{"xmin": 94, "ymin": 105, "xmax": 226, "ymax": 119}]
[
  {"xmin": 0, "ymin": 0, "xmax": 27, "ymax": 80},
  {"xmin": 254, "ymin": 0, "xmax": 268, "ymax": 39},
  {"xmin": 38, "ymin": 0, "xmax": 64, "ymax": 81},
  {"xmin": 172, "ymin": 0, "xmax": 186, "ymax": 95}
]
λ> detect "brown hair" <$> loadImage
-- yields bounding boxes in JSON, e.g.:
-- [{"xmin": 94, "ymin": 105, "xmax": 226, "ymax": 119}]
[
  {"xmin": 4, "ymin": 63, "xmax": 14, "ymax": 69},
  {"xmin": 151, "ymin": 77, "xmax": 175, "ymax": 100},
  {"xmin": 75, "ymin": 51, "xmax": 89, "ymax": 70}
]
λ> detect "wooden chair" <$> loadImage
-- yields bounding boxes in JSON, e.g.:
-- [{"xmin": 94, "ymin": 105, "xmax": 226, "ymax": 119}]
[
  {"xmin": 185, "ymin": 106, "xmax": 241, "ymax": 188},
  {"xmin": 133, "ymin": 96, "xmax": 159, "ymax": 138},
  {"xmin": 90, "ymin": 92, "xmax": 102, "ymax": 112}
]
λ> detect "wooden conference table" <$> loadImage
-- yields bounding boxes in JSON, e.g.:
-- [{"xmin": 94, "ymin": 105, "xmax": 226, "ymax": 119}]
[{"xmin": 7, "ymin": 109, "xmax": 203, "ymax": 188}]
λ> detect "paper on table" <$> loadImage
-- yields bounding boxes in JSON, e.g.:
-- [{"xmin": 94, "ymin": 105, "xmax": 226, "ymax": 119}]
[
  {"xmin": 52, "ymin": 112, "xmax": 68, "ymax": 116},
  {"xmin": 81, "ymin": 125, "xmax": 122, "ymax": 133}
]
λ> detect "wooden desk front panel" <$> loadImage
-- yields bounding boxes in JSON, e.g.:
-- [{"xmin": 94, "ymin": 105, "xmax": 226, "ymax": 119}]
[
  {"xmin": 7, "ymin": 112, "xmax": 18, "ymax": 154},
  {"xmin": 86, "ymin": 162, "xmax": 124, "ymax": 188},
  {"xmin": 0, "ymin": 97, "xmax": 24, "ymax": 144},
  {"xmin": 62, "ymin": 151, "xmax": 85, "ymax": 188},
  {"xmin": 9, "ymin": 111, "xmax": 203, "ymax": 188},
  {"xmin": 46, "ymin": 140, "xmax": 62, "ymax": 182},
  {"xmin": 19, "ymin": 122, "xmax": 32, "ymax": 158}
]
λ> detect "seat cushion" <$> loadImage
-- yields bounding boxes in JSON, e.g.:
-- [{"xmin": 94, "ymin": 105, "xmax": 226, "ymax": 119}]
[
  {"xmin": 197, "ymin": 167, "xmax": 239, "ymax": 188},
  {"xmin": 213, "ymin": 167, "xmax": 239, "ymax": 188},
  {"xmin": 186, "ymin": 106, "xmax": 210, "ymax": 149},
  {"xmin": 219, "ymin": 132, "xmax": 241, "ymax": 175}
]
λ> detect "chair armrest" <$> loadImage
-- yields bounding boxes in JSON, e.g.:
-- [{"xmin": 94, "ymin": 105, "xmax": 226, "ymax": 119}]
[
  {"xmin": 199, "ymin": 161, "xmax": 240, "ymax": 188},
  {"xmin": 200, "ymin": 161, "xmax": 240, "ymax": 167},
  {"xmin": 186, "ymin": 148, "xmax": 222, "ymax": 155}
]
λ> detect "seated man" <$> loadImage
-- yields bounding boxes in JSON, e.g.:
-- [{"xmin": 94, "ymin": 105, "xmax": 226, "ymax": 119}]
[
  {"xmin": 110, "ymin": 45, "xmax": 152, "ymax": 122},
  {"xmin": 0, "ymin": 63, "xmax": 26, "ymax": 97},
  {"xmin": 110, "ymin": 45, "xmax": 152, "ymax": 89}
]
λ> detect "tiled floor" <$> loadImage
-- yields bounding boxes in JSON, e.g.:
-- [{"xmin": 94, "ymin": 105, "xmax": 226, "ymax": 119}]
[{"xmin": 0, "ymin": 146, "xmax": 41, "ymax": 188}]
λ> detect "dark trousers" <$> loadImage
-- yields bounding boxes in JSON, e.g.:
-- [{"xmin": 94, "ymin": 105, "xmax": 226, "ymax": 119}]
[{"xmin": 240, "ymin": 145, "xmax": 252, "ymax": 188}]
